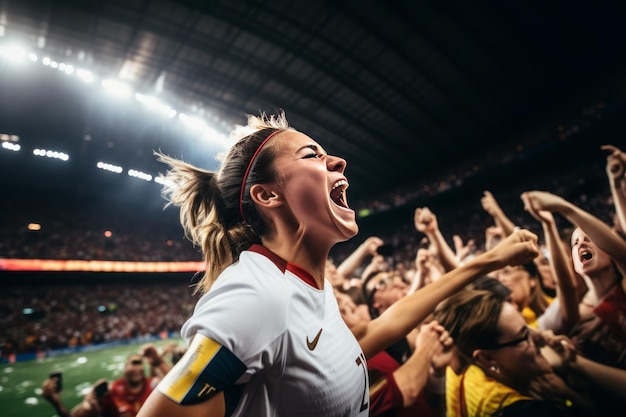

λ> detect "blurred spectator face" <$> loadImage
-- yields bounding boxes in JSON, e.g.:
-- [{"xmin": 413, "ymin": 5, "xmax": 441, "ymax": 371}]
[
  {"xmin": 533, "ymin": 246, "xmax": 556, "ymax": 292},
  {"xmin": 571, "ymin": 227, "xmax": 613, "ymax": 276},
  {"xmin": 494, "ymin": 265, "xmax": 534, "ymax": 311},
  {"xmin": 335, "ymin": 292, "xmax": 371, "ymax": 328},
  {"xmin": 325, "ymin": 260, "xmax": 345, "ymax": 288},
  {"xmin": 367, "ymin": 272, "xmax": 408, "ymax": 315},
  {"xmin": 124, "ymin": 354, "xmax": 146, "ymax": 386}
]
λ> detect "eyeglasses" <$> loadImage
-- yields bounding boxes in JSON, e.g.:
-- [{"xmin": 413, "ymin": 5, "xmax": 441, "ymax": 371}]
[
  {"xmin": 365, "ymin": 275, "xmax": 396, "ymax": 302},
  {"xmin": 373, "ymin": 276, "xmax": 394, "ymax": 292},
  {"xmin": 482, "ymin": 328, "xmax": 531, "ymax": 350},
  {"xmin": 129, "ymin": 359, "xmax": 144, "ymax": 366}
]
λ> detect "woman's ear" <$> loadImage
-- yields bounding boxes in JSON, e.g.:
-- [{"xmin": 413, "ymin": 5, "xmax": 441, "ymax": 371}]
[
  {"xmin": 473, "ymin": 349, "xmax": 498, "ymax": 371},
  {"xmin": 250, "ymin": 183, "xmax": 284, "ymax": 210}
]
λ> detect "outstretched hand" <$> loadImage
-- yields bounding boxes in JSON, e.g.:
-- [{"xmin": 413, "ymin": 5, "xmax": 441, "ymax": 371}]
[
  {"xmin": 520, "ymin": 190, "xmax": 568, "ymax": 213},
  {"xmin": 41, "ymin": 377, "xmax": 61, "ymax": 402},
  {"xmin": 453, "ymin": 234, "xmax": 475, "ymax": 262},
  {"xmin": 488, "ymin": 228, "xmax": 539, "ymax": 268},
  {"xmin": 360, "ymin": 236, "xmax": 384, "ymax": 256},
  {"xmin": 414, "ymin": 207, "xmax": 438, "ymax": 235},
  {"xmin": 480, "ymin": 191, "xmax": 502, "ymax": 217},
  {"xmin": 521, "ymin": 192, "xmax": 555, "ymax": 224},
  {"xmin": 602, "ymin": 144, "xmax": 626, "ymax": 181}
]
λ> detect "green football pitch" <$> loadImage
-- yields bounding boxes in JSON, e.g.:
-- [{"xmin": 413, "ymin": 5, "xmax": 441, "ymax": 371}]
[{"xmin": 0, "ymin": 339, "xmax": 183, "ymax": 417}]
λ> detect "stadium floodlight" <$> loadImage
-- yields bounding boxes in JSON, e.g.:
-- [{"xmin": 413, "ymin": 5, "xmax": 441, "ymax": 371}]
[
  {"xmin": 10, "ymin": 47, "xmax": 239, "ymax": 186},
  {"xmin": 1, "ymin": 141, "xmax": 20, "ymax": 151},
  {"xmin": 96, "ymin": 161, "xmax": 123, "ymax": 174},
  {"xmin": 58, "ymin": 62, "xmax": 74, "ymax": 75},
  {"xmin": 127, "ymin": 169, "xmax": 152, "ymax": 181},
  {"xmin": 33, "ymin": 148, "xmax": 69, "ymax": 161}
]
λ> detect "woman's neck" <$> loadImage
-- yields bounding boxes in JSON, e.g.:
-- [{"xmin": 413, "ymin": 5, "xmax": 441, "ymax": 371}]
[
  {"xmin": 590, "ymin": 267, "xmax": 621, "ymax": 299},
  {"xmin": 262, "ymin": 238, "xmax": 329, "ymax": 288}
]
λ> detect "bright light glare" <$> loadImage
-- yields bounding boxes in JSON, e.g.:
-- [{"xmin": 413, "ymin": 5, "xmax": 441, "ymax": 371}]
[
  {"xmin": 0, "ymin": 45, "xmax": 27, "ymax": 63},
  {"xmin": 154, "ymin": 176, "xmax": 174, "ymax": 186},
  {"xmin": 135, "ymin": 93, "xmax": 176, "ymax": 118},
  {"xmin": 102, "ymin": 79, "xmax": 132, "ymax": 98},
  {"xmin": 96, "ymin": 161, "xmax": 123, "ymax": 174},
  {"xmin": 33, "ymin": 148, "xmax": 69, "ymax": 161},
  {"xmin": 128, "ymin": 169, "xmax": 152, "ymax": 181},
  {"xmin": 11, "ymin": 48, "xmax": 235, "ymax": 188},
  {"xmin": 27, "ymin": 223, "xmax": 41, "ymax": 231},
  {"xmin": 203, "ymin": 128, "xmax": 231, "ymax": 149},
  {"xmin": 1, "ymin": 141, "xmax": 20, "ymax": 151},
  {"xmin": 179, "ymin": 113, "xmax": 207, "ymax": 131},
  {"xmin": 76, "ymin": 69, "xmax": 94, "ymax": 83}
]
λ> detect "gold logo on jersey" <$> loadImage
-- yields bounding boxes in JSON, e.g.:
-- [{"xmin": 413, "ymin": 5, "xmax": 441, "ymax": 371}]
[
  {"xmin": 198, "ymin": 382, "xmax": 217, "ymax": 398},
  {"xmin": 306, "ymin": 328, "xmax": 323, "ymax": 350}
]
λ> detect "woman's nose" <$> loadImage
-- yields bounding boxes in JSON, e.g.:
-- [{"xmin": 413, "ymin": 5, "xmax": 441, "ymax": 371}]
[{"xmin": 327, "ymin": 154, "xmax": 347, "ymax": 172}]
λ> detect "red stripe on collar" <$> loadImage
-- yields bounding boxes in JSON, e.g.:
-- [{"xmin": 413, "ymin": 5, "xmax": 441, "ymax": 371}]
[{"xmin": 248, "ymin": 244, "xmax": 320, "ymax": 289}]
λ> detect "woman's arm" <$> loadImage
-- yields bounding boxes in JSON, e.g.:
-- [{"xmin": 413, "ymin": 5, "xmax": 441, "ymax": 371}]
[
  {"xmin": 414, "ymin": 207, "xmax": 458, "ymax": 272},
  {"xmin": 336, "ymin": 236, "xmax": 384, "ymax": 279},
  {"xmin": 523, "ymin": 190, "xmax": 626, "ymax": 272},
  {"xmin": 481, "ymin": 191, "xmax": 517, "ymax": 237},
  {"xmin": 602, "ymin": 144, "xmax": 626, "ymax": 233},
  {"xmin": 137, "ymin": 390, "xmax": 225, "ymax": 417},
  {"xmin": 542, "ymin": 331, "xmax": 626, "ymax": 403},
  {"xmin": 522, "ymin": 194, "xmax": 580, "ymax": 331}
]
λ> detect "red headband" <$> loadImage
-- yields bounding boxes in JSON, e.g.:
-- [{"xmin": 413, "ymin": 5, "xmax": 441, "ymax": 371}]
[{"xmin": 239, "ymin": 130, "xmax": 281, "ymax": 220}]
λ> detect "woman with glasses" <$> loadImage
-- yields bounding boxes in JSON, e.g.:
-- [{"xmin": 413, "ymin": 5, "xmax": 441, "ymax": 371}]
[{"xmin": 433, "ymin": 289, "xmax": 592, "ymax": 417}]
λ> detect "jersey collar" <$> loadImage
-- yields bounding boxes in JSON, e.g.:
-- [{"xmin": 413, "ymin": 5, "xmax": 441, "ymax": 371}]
[{"xmin": 249, "ymin": 244, "xmax": 320, "ymax": 289}]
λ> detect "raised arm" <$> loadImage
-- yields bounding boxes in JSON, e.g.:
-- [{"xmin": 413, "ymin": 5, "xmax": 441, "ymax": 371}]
[
  {"xmin": 522, "ymin": 190, "xmax": 626, "ymax": 272},
  {"xmin": 414, "ymin": 207, "xmax": 458, "ymax": 272},
  {"xmin": 542, "ymin": 331, "xmax": 626, "ymax": 403},
  {"xmin": 357, "ymin": 229, "xmax": 539, "ymax": 358},
  {"xmin": 522, "ymin": 193, "xmax": 580, "ymax": 331},
  {"xmin": 142, "ymin": 343, "xmax": 173, "ymax": 378},
  {"xmin": 391, "ymin": 322, "xmax": 446, "ymax": 408},
  {"xmin": 602, "ymin": 144, "xmax": 626, "ymax": 234},
  {"xmin": 336, "ymin": 236, "xmax": 384, "ymax": 279},
  {"xmin": 407, "ymin": 247, "xmax": 436, "ymax": 295},
  {"xmin": 481, "ymin": 191, "xmax": 517, "ymax": 236},
  {"xmin": 452, "ymin": 234, "xmax": 476, "ymax": 265}
]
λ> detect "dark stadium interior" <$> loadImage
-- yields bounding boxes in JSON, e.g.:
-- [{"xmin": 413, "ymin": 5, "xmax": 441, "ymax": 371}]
[{"xmin": 2, "ymin": 0, "xmax": 626, "ymax": 208}]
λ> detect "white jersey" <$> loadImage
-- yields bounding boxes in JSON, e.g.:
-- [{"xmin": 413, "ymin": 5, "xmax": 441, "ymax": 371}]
[{"xmin": 157, "ymin": 244, "xmax": 369, "ymax": 417}]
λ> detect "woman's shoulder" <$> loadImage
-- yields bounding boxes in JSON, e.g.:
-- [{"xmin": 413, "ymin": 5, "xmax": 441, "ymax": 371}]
[{"xmin": 215, "ymin": 249, "xmax": 293, "ymax": 295}]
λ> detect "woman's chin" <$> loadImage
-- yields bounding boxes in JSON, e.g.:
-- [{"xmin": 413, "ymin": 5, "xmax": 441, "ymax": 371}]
[{"xmin": 332, "ymin": 212, "xmax": 358, "ymax": 240}]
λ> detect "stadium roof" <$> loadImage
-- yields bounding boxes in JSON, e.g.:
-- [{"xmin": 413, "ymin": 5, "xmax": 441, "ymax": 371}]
[{"xmin": 1, "ymin": 0, "xmax": 626, "ymax": 207}]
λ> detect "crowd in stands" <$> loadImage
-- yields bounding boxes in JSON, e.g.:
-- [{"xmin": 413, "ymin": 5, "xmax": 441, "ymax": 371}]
[
  {"xmin": 0, "ymin": 196, "xmax": 201, "ymax": 262},
  {"xmin": 1, "ymin": 283, "xmax": 196, "ymax": 359},
  {"xmin": 2, "ymin": 140, "xmax": 626, "ymax": 416}
]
